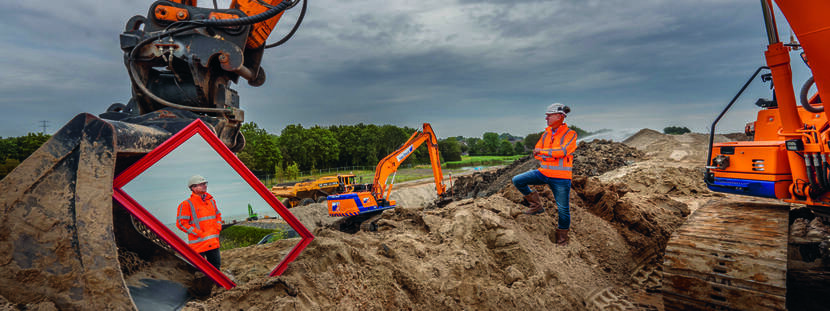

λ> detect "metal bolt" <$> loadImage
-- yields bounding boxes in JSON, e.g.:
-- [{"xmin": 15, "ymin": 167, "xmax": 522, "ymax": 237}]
[
  {"xmin": 218, "ymin": 54, "xmax": 228, "ymax": 63},
  {"xmin": 177, "ymin": 11, "xmax": 187, "ymax": 20}
]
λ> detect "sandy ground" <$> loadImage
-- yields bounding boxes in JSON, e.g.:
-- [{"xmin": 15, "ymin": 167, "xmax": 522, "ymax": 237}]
[
  {"xmin": 1, "ymin": 129, "xmax": 748, "ymax": 310},
  {"xmin": 170, "ymin": 130, "xmax": 723, "ymax": 310}
]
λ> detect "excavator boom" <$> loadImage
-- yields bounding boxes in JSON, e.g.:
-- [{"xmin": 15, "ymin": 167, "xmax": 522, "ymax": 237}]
[
  {"xmin": 372, "ymin": 123, "xmax": 445, "ymax": 200},
  {"xmin": 328, "ymin": 123, "xmax": 446, "ymax": 217}
]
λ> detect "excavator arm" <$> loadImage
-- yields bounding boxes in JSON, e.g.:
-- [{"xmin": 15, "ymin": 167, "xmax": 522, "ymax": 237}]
[
  {"xmin": 327, "ymin": 123, "xmax": 447, "ymax": 217},
  {"xmin": 372, "ymin": 123, "xmax": 446, "ymax": 202},
  {"xmin": 0, "ymin": 0, "xmax": 308, "ymax": 309},
  {"xmin": 116, "ymin": 0, "xmax": 307, "ymax": 151}
]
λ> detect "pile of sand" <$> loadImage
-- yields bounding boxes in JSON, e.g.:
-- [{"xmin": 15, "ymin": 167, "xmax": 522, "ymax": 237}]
[
  {"xmin": 446, "ymin": 139, "xmax": 645, "ymax": 201},
  {"xmin": 174, "ymin": 129, "xmax": 714, "ymax": 310},
  {"xmin": 622, "ymin": 129, "xmax": 744, "ymax": 163}
]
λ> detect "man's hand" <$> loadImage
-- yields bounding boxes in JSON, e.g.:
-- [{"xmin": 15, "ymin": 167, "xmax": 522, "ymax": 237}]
[{"xmin": 533, "ymin": 148, "xmax": 543, "ymax": 156}]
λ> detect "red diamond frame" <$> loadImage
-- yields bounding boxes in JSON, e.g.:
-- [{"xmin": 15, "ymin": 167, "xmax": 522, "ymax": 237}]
[{"xmin": 113, "ymin": 119, "xmax": 314, "ymax": 289}]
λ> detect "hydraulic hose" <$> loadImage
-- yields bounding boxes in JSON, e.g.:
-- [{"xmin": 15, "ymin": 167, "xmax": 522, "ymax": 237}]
[
  {"xmin": 199, "ymin": 0, "xmax": 294, "ymax": 27},
  {"xmin": 813, "ymin": 154, "xmax": 827, "ymax": 190},
  {"xmin": 126, "ymin": 0, "xmax": 296, "ymax": 113},
  {"xmin": 264, "ymin": 0, "xmax": 307, "ymax": 49},
  {"xmin": 127, "ymin": 24, "xmax": 233, "ymax": 113},
  {"xmin": 804, "ymin": 156, "xmax": 819, "ymax": 196},
  {"xmin": 800, "ymin": 76, "xmax": 824, "ymax": 113}
]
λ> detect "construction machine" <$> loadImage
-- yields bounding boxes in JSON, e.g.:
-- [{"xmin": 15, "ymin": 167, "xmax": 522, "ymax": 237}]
[
  {"xmin": 327, "ymin": 123, "xmax": 447, "ymax": 218},
  {"xmin": 663, "ymin": 1, "xmax": 830, "ymax": 310},
  {"xmin": 0, "ymin": 0, "xmax": 306, "ymax": 309},
  {"xmin": 270, "ymin": 174, "xmax": 359, "ymax": 207}
]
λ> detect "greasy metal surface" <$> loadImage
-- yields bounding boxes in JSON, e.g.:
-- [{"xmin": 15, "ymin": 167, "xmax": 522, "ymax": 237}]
[
  {"xmin": 0, "ymin": 114, "xmax": 137, "ymax": 310},
  {"xmin": 662, "ymin": 200, "xmax": 789, "ymax": 311}
]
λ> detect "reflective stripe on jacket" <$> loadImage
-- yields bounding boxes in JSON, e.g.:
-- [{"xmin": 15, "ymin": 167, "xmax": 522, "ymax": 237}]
[
  {"xmin": 176, "ymin": 192, "xmax": 222, "ymax": 253},
  {"xmin": 534, "ymin": 123, "xmax": 578, "ymax": 179}
]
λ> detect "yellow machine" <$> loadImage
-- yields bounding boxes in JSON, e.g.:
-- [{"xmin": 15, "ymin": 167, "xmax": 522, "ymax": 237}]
[
  {"xmin": 327, "ymin": 123, "xmax": 446, "ymax": 216},
  {"xmin": 271, "ymin": 174, "xmax": 358, "ymax": 207}
]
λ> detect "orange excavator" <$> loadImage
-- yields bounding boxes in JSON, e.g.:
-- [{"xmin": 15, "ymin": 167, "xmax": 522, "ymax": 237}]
[
  {"xmin": 1, "ymin": 0, "xmax": 306, "ymax": 309},
  {"xmin": 327, "ymin": 123, "xmax": 446, "ymax": 217},
  {"xmin": 663, "ymin": 1, "xmax": 830, "ymax": 310}
]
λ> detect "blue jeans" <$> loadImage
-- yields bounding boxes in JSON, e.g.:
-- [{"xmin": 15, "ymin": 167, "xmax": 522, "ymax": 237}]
[{"xmin": 512, "ymin": 170, "xmax": 571, "ymax": 229}]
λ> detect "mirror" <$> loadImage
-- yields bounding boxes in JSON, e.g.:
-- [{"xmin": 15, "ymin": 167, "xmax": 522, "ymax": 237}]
[{"xmin": 113, "ymin": 119, "xmax": 313, "ymax": 289}]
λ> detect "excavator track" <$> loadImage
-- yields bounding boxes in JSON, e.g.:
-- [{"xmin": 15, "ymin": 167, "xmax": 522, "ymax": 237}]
[{"xmin": 662, "ymin": 200, "xmax": 789, "ymax": 310}]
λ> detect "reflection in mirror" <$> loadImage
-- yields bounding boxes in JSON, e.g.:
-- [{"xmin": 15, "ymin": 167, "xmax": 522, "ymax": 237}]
[{"xmin": 121, "ymin": 132, "xmax": 300, "ymax": 284}]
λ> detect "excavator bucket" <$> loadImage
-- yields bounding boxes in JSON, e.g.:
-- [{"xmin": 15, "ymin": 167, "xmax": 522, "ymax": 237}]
[{"xmin": 0, "ymin": 113, "xmax": 211, "ymax": 310}]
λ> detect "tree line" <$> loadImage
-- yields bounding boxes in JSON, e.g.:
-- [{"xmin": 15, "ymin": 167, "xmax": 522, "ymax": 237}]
[
  {"xmin": 0, "ymin": 123, "xmax": 593, "ymax": 180},
  {"xmin": 237, "ymin": 122, "xmax": 592, "ymax": 176},
  {"xmin": 237, "ymin": 122, "xmax": 470, "ymax": 176},
  {"xmin": 0, "ymin": 133, "xmax": 51, "ymax": 179}
]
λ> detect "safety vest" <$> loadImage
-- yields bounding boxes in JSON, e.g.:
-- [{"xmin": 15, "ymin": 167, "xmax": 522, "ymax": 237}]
[
  {"xmin": 535, "ymin": 123, "xmax": 578, "ymax": 179},
  {"xmin": 176, "ymin": 193, "xmax": 222, "ymax": 253}
]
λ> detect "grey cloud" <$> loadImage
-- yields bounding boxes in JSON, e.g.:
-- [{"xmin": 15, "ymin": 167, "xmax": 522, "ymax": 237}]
[{"xmin": 0, "ymin": 0, "xmax": 796, "ymax": 138}]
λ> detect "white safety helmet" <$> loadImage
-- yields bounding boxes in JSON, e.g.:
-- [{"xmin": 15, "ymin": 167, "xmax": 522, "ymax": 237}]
[
  {"xmin": 188, "ymin": 175, "xmax": 207, "ymax": 188},
  {"xmin": 546, "ymin": 103, "xmax": 570, "ymax": 116}
]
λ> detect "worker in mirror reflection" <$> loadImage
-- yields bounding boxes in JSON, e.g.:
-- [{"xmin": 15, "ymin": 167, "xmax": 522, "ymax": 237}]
[{"xmin": 177, "ymin": 175, "xmax": 223, "ymax": 269}]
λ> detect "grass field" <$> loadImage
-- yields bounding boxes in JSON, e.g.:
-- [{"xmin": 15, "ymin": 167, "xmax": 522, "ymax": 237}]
[
  {"xmin": 443, "ymin": 154, "xmax": 526, "ymax": 168},
  {"xmin": 263, "ymin": 155, "xmax": 527, "ymax": 187}
]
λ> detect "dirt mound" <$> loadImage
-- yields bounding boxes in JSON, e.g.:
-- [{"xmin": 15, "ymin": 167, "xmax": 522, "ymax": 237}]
[
  {"xmin": 178, "ymin": 133, "xmax": 709, "ymax": 310},
  {"xmin": 622, "ymin": 129, "xmax": 739, "ymax": 163},
  {"xmin": 185, "ymin": 184, "xmax": 689, "ymax": 310},
  {"xmin": 448, "ymin": 140, "xmax": 644, "ymax": 200},
  {"xmin": 571, "ymin": 140, "xmax": 644, "ymax": 177},
  {"xmin": 445, "ymin": 155, "xmax": 538, "ymax": 200}
]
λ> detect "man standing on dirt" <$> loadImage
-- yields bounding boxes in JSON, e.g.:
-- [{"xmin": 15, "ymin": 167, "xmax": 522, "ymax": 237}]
[
  {"xmin": 177, "ymin": 175, "xmax": 223, "ymax": 270},
  {"xmin": 512, "ymin": 103, "xmax": 577, "ymax": 246}
]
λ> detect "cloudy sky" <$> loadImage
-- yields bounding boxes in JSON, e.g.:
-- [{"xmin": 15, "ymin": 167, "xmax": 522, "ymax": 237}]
[{"xmin": 0, "ymin": 0, "xmax": 815, "ymax": 139}]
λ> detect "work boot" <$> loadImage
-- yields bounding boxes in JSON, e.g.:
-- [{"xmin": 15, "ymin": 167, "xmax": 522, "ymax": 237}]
[
  {"xmin": 523, "ymin": 192, "xmax": 544, "ymax": 215},
  {"xmin": 555, "ymin": 228, "xmax": 569, "ymax": 246}
]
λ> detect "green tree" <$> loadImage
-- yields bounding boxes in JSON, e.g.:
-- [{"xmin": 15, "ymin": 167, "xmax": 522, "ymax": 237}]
[
  {"xmin": 482, "ymin": 132, "xmax": 501, "ymax": 155},
  {"xmin": 568, "ymin": 125, "xmax": 590, "ymax": 138},
  {"xmin": 438, "ymin": 137, "xmax": 463, "ymax": 162},
  {"xmin": 304, "ymin": 126, "xmax": 339, "ymax": 170},
  {"xmin": 238, "ymin": 122, "xmax": 282, "ymax": 174},
  {"xmin": 514, "ymin": 141, "xmax": 526, "ymax": 154},
  {"xmin": 278, "ymin": 124, "xmax": 308, "ymax": 170},
  {"xmin": 498, "ymin": 140, "xmax": 515, "ymax": 156},
  {"xmin": 524, "ymin": 132, "xmax": 542, "ymax": 150},
  {"xmin": 465, "ymin": 138, "xmax": 483, "ymax": 156},
  {"xmin": 0, "ymin": 158, "xmax": 21, "ymax": 180},
  {"xmin": 664, "ymin": 126, "xmax": 691, "ymax": 135},
  {"xmin": 275, "ymin": 161, "xmax": 286, "ymax": 181},
  {"xmin": 285, "ymin": 162, "xmax": 300, "ymax": 180},
  {"xmin": 0, "ymin": 132, "xmax": 51, "ymax": 180}
]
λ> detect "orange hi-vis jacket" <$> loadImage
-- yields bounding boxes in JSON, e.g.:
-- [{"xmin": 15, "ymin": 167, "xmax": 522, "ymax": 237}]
[
  {"xmin": 534, "ymin": 123, "xmax": 578, "ymax": 179},
  {"xmin": 176, "ymin": 193, "xmax": 222, "ymax": 253}
]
